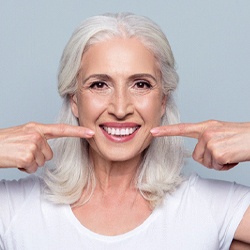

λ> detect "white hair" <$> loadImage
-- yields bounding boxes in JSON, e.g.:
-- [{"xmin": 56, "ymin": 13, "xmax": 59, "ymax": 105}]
[{"xmin": 43, "ymin": 13, "xmax": 184, "ymax": 207}]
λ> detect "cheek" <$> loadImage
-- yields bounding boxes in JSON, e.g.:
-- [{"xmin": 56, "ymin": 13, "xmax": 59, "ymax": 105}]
[
  {"xmin": 136, "ymin": 97, "xmax": 164, "ymax": 124},
  {"xmin": 76, "ymin": 96, "xmax": 107, "ymax": 126}
]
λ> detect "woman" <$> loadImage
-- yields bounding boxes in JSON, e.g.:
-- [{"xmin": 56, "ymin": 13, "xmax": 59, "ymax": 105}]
[{"xmin": 0, "ymin": 13, "xmax": 249, "ymax": 249}]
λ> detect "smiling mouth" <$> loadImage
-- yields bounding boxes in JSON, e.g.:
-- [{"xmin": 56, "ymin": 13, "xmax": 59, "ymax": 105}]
[{"xmin": 101, "ymin": 125, "xmax": 140, "ymax": 136}]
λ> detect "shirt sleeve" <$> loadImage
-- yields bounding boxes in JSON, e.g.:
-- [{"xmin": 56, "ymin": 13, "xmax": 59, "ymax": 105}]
[
  {"xmin": 0, "ymin": 175, "xmax": 39, "ymax": 248},
  {"xmin": 192, "ymin": 175, "xmax": 250, "ymax": 249}
]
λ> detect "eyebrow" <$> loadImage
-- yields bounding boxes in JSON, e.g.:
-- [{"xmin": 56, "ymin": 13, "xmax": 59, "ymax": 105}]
[
  {"xmin": 82, "ymin": 74, "xmax": 112, "ymax": 84},
  {"xmin": 128, "ymin": 74, "xmax": 158, "ymax": 83},
  {"xmin": 82, "ymin": 73, "xmax": 158, "ymax": 84}
]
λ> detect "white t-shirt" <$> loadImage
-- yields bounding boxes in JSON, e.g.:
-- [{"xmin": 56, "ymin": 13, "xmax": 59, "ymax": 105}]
[{"xmin": 0, "ymin": 174, "xmax": 250, "ymax": 250}]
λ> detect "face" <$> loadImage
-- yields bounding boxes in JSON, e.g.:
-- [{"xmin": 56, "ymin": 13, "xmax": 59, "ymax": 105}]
[{"xmin": 71, "ymin": 38, "xmax": 166, "ymax": 163}]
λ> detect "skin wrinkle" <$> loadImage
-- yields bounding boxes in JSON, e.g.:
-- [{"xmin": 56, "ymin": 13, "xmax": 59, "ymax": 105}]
[
  {"xmin": 69, "ymin": 39, "xmax": 167, "ymax": 233},
  {"xmin": 80, "ymin": 74, "xmax": 160, "ymax": 99},
  {"xmin": 71, "ymin": 38, "xmax": 165, "ymax": 162},
  {"xmin": 88, "ymin": 103, "xmax": 154, "ymax": 193}
]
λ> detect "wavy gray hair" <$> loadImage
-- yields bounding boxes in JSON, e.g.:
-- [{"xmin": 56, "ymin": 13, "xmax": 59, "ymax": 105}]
[{"xmin": 43, "ymin": 13, "xmax": 184, "ymax": 207}]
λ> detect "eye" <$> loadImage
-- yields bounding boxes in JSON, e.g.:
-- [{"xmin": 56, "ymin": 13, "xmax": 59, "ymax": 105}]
[
  {"xmin": 87, "ymin": 81, "xmax": 112, "ymax": 95},
  {"xmin": 134, "ymin": 81, "xmax": 152, "ymax": 89},
  {"xmin": 89, "ymin": 81, "xmax": 108, "ymax": 89}
]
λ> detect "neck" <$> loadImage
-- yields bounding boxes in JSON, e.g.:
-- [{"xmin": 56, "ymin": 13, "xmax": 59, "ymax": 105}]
[{"xmin": 89, "ymin": 149, "xmax": 142, "ymax": 193}]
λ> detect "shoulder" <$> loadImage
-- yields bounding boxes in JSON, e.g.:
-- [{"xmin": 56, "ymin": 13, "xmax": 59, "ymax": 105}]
[
  {"xmin": 0, "ymin": 174, "xmax": 42, "ymax": 198},
  {"xmin": 0, "ymin": 174, "xmax": 43, "ymax": 216},
  {"xmin": 0, "ymin": 175, "xmax": 43, "ymax": 238},
  {"xmin": 168, "ymin": 174, "xmax": 250, "ymax": 247},
  {"xmin": 151, "ymin": 175, "xmax": 250, "ymax": 249},
  {"xmin": 166, "ymin": 173, "xmax": 250, "ymax": 228},
  {"xmin": 174, "ymin": 174, "xmax": 250, "ymax": 210},
  {"xmin": 183, "ymin": 174, "xmax": 250, "ymax": 200}
]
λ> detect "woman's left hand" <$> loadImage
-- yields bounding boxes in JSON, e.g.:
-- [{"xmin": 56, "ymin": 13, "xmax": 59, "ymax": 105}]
[{"xmin": 151, "ymin": 120, "xmax": 250, "ymax": 170}]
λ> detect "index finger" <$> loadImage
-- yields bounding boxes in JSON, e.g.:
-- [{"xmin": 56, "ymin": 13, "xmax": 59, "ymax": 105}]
[
  {"xmin": 37, "ymin": 123, "xmax": 95, "ymax": 140},
  {"xmin": 150, "ymin": 123, "xmax": 205, "ymax": 139}
]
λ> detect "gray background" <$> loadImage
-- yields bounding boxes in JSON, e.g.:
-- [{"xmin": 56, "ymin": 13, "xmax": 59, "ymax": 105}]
[{"xmin": 1, "ymin": 1, "xmax": 250, "ymax": 185}]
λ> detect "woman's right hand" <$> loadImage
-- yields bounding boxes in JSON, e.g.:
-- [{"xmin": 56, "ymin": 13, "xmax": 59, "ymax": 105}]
[{"xmin": 0, "ymin": 122, "xmax": 94, "ymax": 173}]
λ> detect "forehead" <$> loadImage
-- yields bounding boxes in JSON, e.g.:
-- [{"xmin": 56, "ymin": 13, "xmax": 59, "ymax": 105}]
[{"xmin": 79, "ymin": 38, "xmax": 159, "ymax": 77}]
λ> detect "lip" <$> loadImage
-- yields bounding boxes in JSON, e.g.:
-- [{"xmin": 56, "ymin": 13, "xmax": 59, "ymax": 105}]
[{"xmin": 99, "ymin": 122, "xmax": 140, "ymax": 143}]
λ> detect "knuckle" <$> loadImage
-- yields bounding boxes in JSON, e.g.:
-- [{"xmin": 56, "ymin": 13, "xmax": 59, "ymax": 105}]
[
  {"xmin": 24, "ymin": 122, "xmax": 38, "ymax": 130},
  {"xmin": 27, "ymin": 142, "xmax": 39, "ymax": 153},
  {"xmin": 30, "ymin": 132, "xmax": 43, "ymax": 143},
  {"xmin": 206, "ymin": 140, "xmax": 215, "ymax": 151},
  {"xmin": 46, "ymin": 151, "xmax": 53, "ymax": 161},
  {"xmin": 210, "ymin": 147, "xmax": 229, "ymax": 165},
  {"xmin": 23, "ymin": 123, "xmax": 44, "ymax": 141},
  {"xmin": 213, "ymin": 163, "xmax": 224, "ymax": 171},
  {"xmin": 192, "ymin": 150, "xmax": 201, "ymax": 163},
  {"xmin": 206, "ymin": 119, "xmax": 221, "ymax": 126},
  {"xmin": 206, "ymin": 163, "xmax": 213, "ymax": 169},
  {"xmin": 206, "ymin": 141, "xmax": 228, "ymax": 164},
  {"xmin": 215, "ymin": 153, "xmax": 227, "ymax": 164},
  {"xmin": 22, "ymin": 152, "xmax": 34, "ymax": 164},
  {"xmin": 17, "ymin": 153, "xmax": 34, "ymax": 168},
  {"xmin": 26, "ymin": 166, "xmax": 38, "ymax": 174},
  {"xmin": 201, "ymin": 120, "xmax": 224, "ymax": 139},
  {"xmin": 192, "ymin": 151, "xmax": 198, "ymax": 161},
  {"xmin": 38, "ymin": 161, "xmax": 45, "ymax": 167},
  {"xmin": 202, "ymin": 130, "xmax": 213, "ymax": 142},
  {"xmin": 57, "ymin": 124, "xmax": 67, "ymax": 135}
]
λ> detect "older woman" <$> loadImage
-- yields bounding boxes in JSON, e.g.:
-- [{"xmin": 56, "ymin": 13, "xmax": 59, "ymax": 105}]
[{"xmin": 0, "ymin": 13, "xmax": 249, "ymax": 249}]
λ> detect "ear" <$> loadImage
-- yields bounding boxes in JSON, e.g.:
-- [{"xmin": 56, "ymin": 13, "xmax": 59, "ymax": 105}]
[
  {"xmin": 70, "ymin": 94, "xmax": 79, "ymax": 118},
  {"xmin": 160, "ymin": 94, "xmax": 167, "ymax": 117}
]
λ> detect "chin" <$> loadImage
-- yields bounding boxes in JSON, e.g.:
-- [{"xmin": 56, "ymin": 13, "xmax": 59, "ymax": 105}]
[{"xmin": 103, "ymin": 153, "xmax": 141, "ymax": 163}]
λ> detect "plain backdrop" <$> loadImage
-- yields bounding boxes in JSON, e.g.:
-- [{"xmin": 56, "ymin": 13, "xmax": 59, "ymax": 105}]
[{"xmin": 0, "ymin": 1, "xmax": 250, "ymax": 186}]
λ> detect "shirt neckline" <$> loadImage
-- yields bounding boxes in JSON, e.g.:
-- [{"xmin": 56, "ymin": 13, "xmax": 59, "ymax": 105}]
[{"xmin": 63, "ymin": 202, "xmax": 162, "ymax": 242}]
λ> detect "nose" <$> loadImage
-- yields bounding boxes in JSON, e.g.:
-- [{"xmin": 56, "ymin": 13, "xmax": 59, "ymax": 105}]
[{"xmin": 107, "ymin": 86, "xmax": 134, "ymax": 119}]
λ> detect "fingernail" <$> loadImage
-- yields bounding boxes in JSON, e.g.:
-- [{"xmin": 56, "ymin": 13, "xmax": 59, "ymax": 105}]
[
  {"xmin": 85, "ymin": 129, "xmax": 95, "ymax": 137},
  {"xmin": 150, "ymin": 128, "xmax": 160, "ymax": 135}
]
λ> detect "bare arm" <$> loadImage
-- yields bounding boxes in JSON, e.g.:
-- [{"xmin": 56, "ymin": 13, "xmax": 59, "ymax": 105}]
[
  {"xmin": 230, "ymin": 239, "xmax": 250, "ymax": 250},
  {"xmin": 234, "ymin": 206, "xmax": 250, "ymax": 244},
  {"xmin": 151, "ymin": 120, "xmax": 250, "ymax": 170},
  {"xmin": 0, "ymin": 122, "xmax": 94, "ymax": 173}
]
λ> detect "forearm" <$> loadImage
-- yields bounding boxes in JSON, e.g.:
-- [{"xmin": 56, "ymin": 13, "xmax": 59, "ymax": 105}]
[{"xmin": 230, "ymin": 240, "xmax": 250, "ymax": 250}]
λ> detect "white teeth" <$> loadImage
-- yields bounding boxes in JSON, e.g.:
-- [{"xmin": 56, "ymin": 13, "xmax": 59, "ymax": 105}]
[
  {"xmin": 108, "ymin": 127, "xmax": 112, "ymax": 134},
  {"xmin": 103, "ymin": 126, "xmax": 138, "ymax": 136}
]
